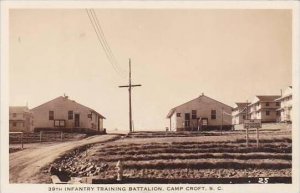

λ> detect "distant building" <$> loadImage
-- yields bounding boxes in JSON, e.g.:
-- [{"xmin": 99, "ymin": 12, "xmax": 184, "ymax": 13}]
[
  {"xmin": 31, "ymin": 96, "xmax": 106, "ymax": 133},
  {"xmin": 166, "ymin": 94, "xmax": 233, "ymax": 131},
  {"xmin": 9, "ymin": 106, "xmax": 34, "ymax": 132},
  {"xmin": 276, "ymin": 86, "xmax": 292, "ymax": 123},
  {"xmin": 232, "ymin": 102, "xmax": 250, "ymax": 125},
  {"xmin": 248, "ymin": 95, "xmax": 281, "ymax": 123}
]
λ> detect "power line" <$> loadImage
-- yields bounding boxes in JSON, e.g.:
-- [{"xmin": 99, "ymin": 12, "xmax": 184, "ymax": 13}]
[
  {"xmin": 90, "ymin": 9, "xmax": 127, "ymax": 76},
  {"xmin": 85, "ymin": 9, "xmax": 126, "ymax": 79},
  {"xmin": 89, "ymin": 9, "xmax": 125, "ymax": 77},
  {"xmin": 86, "ymin": 9, "xmax": 124, "ymax": 78}
]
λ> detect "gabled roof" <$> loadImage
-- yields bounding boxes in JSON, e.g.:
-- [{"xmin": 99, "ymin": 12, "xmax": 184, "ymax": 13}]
[
  {"xmin": 249, "ymin": 95, "xmax": 281, "ymax": 106},
  {"xmin": 256, "ymin": 95, "xmax": 281, "ymax": 102},
  {"xmin": 276, "ymin": 86, "xmax": 292, "ymax": 101},
  {"xmin": 9, "ymin": 106, "xmax": 30, "ymax": 113},
  {"xmin": 234, "ymin": 102, "xmax": 250, "ymax": 108},
  {"xmin": 166, "ymin": 94, "xmax": 232, "ymax": 118},
  {"xmin": 31, "ymin": 96, "xmax": 106, "ymax": 119},
  {"xmin": 233, "ymin": 102, "xmax": 250, "ymax": 111}
]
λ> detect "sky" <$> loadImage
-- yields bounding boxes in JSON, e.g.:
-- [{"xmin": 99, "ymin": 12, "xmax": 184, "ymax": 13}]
[{"xmin": 9, "ymin": 9, "xmax": 292, "ymax": 132}]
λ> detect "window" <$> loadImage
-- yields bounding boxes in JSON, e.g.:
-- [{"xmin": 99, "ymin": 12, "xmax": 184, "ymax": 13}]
[
  {"xmin": 211, "ymin": 110, "xmax": 216, "ymax": 119},
  {"xmin": 192, "ymin": 110, "xmax": 197, "ymax": 119},
  {"xmin": 54, "ymin": 120, "xmax": 65, "ymax": 127},
  {"xmin": 68, "ymin": 111, "xmax": 73, "ymax": 120},
  {"xmin": 88, "ymin": 114, "xmax": 92, "ymax": 119},
  {"xmin": 13, "ymin": 122, "xmax": 16, "ymax": 127},
  {"xmin": 276, "ymin": 111, "xmax": 280, "ymax": 116},
  {"xmin": 176, "ymin": 113, "xmax": 181, "ymax": 117},
  {"xmin": 276, "ymin": 102, "xmax": 280, "ymax": 106},
  {"xmin": 266, "ymin": 102, "xmax": 269, "ymax": 106},
  {"xmin": 266, "ymin": 111, "xmax": 270, "ymax": 116},
  {"xmin": 13, "ymin": 113, "xmax": 16, "ymax": 117},
  {"xmin": 243, "ymin": 115, "xmax": 246, "ymax": 119},
  {"xmin": 49, "ymin": 111, "xmax": 54, "ymax": 120}
]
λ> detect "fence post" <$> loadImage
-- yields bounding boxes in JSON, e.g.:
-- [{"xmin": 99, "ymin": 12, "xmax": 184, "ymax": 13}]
[
  {"xmin": 61, "ymin": 132, "xmax": 63, "ymax": 141},
  {"xmin": 21, "ymin": 132, "xmax": 23, "ymax": 149},
  {"xmin": 256, "ymin": 127, "xmax": 259, "ymax": 148},
  {"xmin": 40, "ymin": 131, "xmax": 43, "ymax": 143},
  {"xmin": 246, "ymin": 127, "xmax": 249, "ymax": 147}
]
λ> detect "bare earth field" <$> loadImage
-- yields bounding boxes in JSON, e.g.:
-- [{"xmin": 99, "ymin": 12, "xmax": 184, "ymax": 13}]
[
  {"xmin": 48, "ymin": 124, "xmax": 291, "ymax": 184},
  {"xmin": 9, "ymin": 123, "xmax": 292, "ymax": 184}
]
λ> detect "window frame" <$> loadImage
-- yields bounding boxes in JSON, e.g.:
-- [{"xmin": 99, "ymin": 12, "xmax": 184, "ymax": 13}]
[
  {"xmin": 211, "ymin": 110, "xmax": 217, "ymax": 120},
  {"xmin": 68, "ymin": 110, "xmax": 73, "ymax": 120},
  {"xmin": 191, "ymin": 110, "xmax": 197, "ymax": 119},
  {"xmin": 49, "ymin": 111, "xmax": 54, "ymax": 120},
  {"xmin": 54, "ymin": 119, "xmax": 66, "ymax": 127}
]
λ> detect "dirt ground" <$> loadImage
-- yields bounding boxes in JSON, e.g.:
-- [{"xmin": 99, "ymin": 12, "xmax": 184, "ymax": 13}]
[
  {"xmin": 9, "ymin": 134, "xmax": 119, "ymax": 183},
  {"xmin": 49, "ymin": 126, "xmax": 291, "ymax": 183},
  {"xmin": 9, "ymin": 123, "xmax": 292, "ymax": 184}
]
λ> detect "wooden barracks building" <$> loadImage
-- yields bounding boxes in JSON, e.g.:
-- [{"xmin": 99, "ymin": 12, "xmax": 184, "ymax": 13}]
[
  {"xmin": 9, "ymin": 106, "xmax": 34, "ymax": 132},
  {"xmin": 167, "ymin": 93, "xmax": 233, "ymax": 131},
  {"xmin": 232, "ymin": 102, "xmax": 250, "ymax": 125},
  {"xmin": 30, "ymin": 95, "xmax": 106, "ymax": 133}
]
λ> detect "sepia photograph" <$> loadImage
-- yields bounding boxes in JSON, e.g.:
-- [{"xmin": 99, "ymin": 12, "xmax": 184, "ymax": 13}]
[{"xmin": 1, "ymin": 1, "xmax": 299, "ymax": 193}]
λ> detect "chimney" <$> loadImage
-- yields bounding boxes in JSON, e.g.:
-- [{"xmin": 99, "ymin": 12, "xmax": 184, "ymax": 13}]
[{"xmin": 63, "ymin": 93, "xmax": 68, "ymax": 99}]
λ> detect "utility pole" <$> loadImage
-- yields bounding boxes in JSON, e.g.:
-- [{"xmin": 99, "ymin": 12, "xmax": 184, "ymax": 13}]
[
  {"xmin": 119, "ymin": 59, "xmax": 142, "ymax": 133},
  {"xmin": 246, "ymin": 100, "xmax": 249, "ymax": 120}
]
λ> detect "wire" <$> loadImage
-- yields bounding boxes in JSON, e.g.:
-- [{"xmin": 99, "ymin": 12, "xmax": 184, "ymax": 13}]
[
  {"xmin": 85, "ymin": 9, "xmax": 127, "ymax": 79},
  {"xmin": 89, "ymin": 9, "xmax": 126, "ymax": 78},
  {"xmin": 90, "ymin": 9, "xmax": 127, "ymax": 76},
  {"xmin": 86, "ymin": 9, "xmax": 124, "ymax": 78}
]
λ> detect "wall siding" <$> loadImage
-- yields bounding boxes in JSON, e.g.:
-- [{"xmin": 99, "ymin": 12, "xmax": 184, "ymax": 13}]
[
  {"xmin": 31, "ymin": 97, "xmax": 104, "ymax": 132},
  {"xmin": 170, "ymin": 96, "xmax": 232, "ymax": 131}
]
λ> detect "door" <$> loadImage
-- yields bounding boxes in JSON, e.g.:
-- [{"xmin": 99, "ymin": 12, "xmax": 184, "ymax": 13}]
[
  {"xmin": 201, "ymin": 118, "xmax": 208, "ymax": 130},
  {"xmin": 184, "ymin": 113, "xmax": 190, "ymax": 127},
  {"xmin": 75, "ymin": 114, "xmax": 80, "ymax": 127}
]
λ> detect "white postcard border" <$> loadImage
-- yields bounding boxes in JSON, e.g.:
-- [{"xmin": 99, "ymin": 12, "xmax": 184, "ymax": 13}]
[{"xmin": 1, "ymin": 1, "xmax": 299, "ymax": 193}]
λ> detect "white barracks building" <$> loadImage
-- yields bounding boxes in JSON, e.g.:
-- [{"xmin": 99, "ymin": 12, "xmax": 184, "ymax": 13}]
[
  {"xmin": 167, "ymin": 94, "xmax": 233, "ymax": 131},
  {"xmin": 31, "ymin": 96, "xmax": 106, "ymax": 133},
  {"xmin": 276, "ymin": 86, "xmax": 292, "ymax": 123}
]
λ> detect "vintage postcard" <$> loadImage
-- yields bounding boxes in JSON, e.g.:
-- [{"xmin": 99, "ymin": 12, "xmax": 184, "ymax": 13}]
[{"xmin": 0, "ymin": 1, "xmax": 299, "ymax": 193}]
